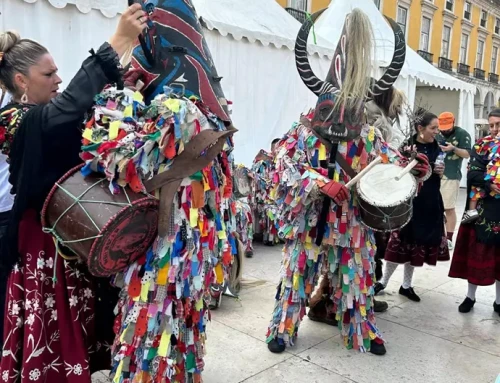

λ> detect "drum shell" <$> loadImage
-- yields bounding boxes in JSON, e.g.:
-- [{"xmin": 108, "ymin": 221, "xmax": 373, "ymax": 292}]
[
  {"xmin": 355, "ymin": 163, "xmax": 416, "ymax": 232},
  {"xmin": 357, "ymin": 196, "xmax": 413, "ymax": 232},
  {"xmin": 42, "ymin": 165, "xmax": 159, "ymax": 277}
]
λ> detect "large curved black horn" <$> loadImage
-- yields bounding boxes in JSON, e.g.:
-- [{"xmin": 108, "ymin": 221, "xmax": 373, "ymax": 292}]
[
  {"xmin": 295, "ymin": 9, "xmax": 335, "ymax": 96},
  {"xmin": 371, "ymin": 17, "xmax": 406, "ymax": 97}
]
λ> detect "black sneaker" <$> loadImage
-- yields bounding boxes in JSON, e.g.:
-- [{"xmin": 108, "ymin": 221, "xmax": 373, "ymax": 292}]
[
  {"xmin": 493, "ymin": 301, "xmax": 500, "ymax": 316},
  {"xmin": 245, "ymin": 250, "xmax": 253, "ymax": 258},
  {"xmin": 458, "ymin": 297, "xmax": 476, "ymax": 313},
  {"xmin": 369, "ymin": 340, "xmax": 386, "ymax": 356},
  {"xmin": 374, "ymin": 282, "xmax": 385, "ymax": 295},
  {"xmin": 399, "ymin": 286, "xmax": 421, "ymax": 302},
  {"xmin": 267, "ymin": 338, "xmax": 286, "ymax": 353},
  {"xmin": 373, "ymin": 299, "xmax": 388, "ymax": 313}
]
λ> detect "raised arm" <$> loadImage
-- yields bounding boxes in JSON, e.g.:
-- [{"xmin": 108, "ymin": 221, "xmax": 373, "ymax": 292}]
[{"xmin": 41, "ymin": 4, "xmax": 147, "ymax": 134}]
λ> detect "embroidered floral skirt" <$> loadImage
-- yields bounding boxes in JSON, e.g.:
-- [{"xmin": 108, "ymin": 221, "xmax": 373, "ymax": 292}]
[
  {"xmin": 449, "ymin": 224, "xmax": 500, "ymax": 286},
  {"xmin": 0, "ymin": 210, "xmax": 115, "ymax": 383},
  {"xmin": 384, "ymin": 231, "xmax": 450, "ymax": 267}
]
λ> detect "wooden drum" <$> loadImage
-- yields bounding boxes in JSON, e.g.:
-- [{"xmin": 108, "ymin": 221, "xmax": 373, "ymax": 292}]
[
  {"xmin": 356, "ymin": 163, "xmax": 417, "ymax": 232},
  {"xmin": 41, "ymin": 165, "xmax": 159, "ymax": 277}
]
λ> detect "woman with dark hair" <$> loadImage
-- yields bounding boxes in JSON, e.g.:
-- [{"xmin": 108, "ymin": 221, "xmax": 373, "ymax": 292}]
[
  {"xmin": 375, "ymin": 110, "xmax": 450, "ymax": 302},
  {"xmin": 0, "ymin": 7, "xmax": 145, "ymax": 382},
  {"xmin": 449, "ymin": 108, "xmax": 500, "ymax": 315}
]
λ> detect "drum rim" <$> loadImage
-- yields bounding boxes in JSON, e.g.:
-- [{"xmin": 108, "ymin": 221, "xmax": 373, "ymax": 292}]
[
  {"xmin": 88, "ymin": 196, "xmax": 159, "ymax": 277},
  {"xmin": 359, "ymin": 209, "xmax": 414, "ymax": 232},
  {"xmin": 356, "ymin": 164, "xmax": 418, "ymax": 208},
  {"xmin": 41, "ymin": 163, "xmax": 86, "ymax": 228}
]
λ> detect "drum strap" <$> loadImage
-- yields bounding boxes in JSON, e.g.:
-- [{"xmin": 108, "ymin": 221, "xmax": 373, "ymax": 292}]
[
  {"xmin": 315, "ymin": 148, "xmax": 360, "ymax": 246},
  {"xmin": 316, "ymin": 143, "xmax": 338, "ymax": 246},
  {"xmin": 143, "ymin": 127, "xmax": 237, "ymax": 237},
  {"xmin": 335, "ymin": 153, "xmax": 356, "ymax": 178}
]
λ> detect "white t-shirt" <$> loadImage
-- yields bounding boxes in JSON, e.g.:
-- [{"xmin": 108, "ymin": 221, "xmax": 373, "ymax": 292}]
[{"xmin": 0, "ymin": 91, "xmax": 14, "ymax": 213}]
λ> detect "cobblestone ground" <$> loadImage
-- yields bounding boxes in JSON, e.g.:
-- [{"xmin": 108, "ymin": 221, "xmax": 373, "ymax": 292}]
[{"xmin": 93, "ymin": 189, "xmax": 500, "ymax": 383}]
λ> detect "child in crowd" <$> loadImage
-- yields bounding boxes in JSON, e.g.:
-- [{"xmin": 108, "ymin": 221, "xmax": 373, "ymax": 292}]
[{"xmin": 462, "ymin": 135, "xmax": 500, "ymax": 223}]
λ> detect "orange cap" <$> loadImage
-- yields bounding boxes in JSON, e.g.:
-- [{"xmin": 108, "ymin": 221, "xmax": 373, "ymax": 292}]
[{"xmin": 438, "ymin": 112, "xmax": 455, "ymax": 130}]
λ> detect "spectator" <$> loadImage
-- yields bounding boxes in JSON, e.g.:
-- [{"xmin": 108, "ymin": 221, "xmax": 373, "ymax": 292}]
[{"xmin": 437, "ymin": 112, "xmax": 471, "ymax": 250}]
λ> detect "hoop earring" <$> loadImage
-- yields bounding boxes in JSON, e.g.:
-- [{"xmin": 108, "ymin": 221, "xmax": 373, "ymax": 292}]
[{"xmin": 20, "ymin": 90, "xmax": 28, "ymax": 104}]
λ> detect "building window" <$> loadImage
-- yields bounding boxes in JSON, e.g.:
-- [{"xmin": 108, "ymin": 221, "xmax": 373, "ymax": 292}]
[
  {"xmin": 289, "ymin": 0, "xmax": 307, "ymax": 11},
  {"xmin": 481, "ymin": 10, "xmax": 488, "ymax": 28},
  {"xmin": 492, "ymin": 47, "xmax": 499, "ymax": 74},
  {"xmin": 374, "ymin": 0, "xmax": 381, "ymax": 9},
  {"xmin": 476, "ymin": 40, "xmax": 485, "ymax": 69},
  {"xmin": 496, "ymin": 18, "xmax": 500, "ymax": 35},
  {"xmin": 445, "ymin": 0, "xmax": 453, "ymax": 12},
  {"xmin": 441, "ymin": 26, "xmax": 451, "ymax": 58},
  {"xmin": 397, "ymin": 6, "xmax": 408, "ymax": 35},
  {"xmin": 420, "ymin": 17, "xmax": 431, "ymax": 51},
  {"xmin": 460, "ymin": 33, "xmax": 469, "ymax": 64},
  {"xmin": 464, "ymin": 2, "xmax": 471, "ymax": 20}
]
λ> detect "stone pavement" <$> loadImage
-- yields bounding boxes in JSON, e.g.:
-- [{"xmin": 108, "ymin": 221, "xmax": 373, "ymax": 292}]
[{"xmin": 93, "ymin": 189, "xmax": 500, "ymax": 383}]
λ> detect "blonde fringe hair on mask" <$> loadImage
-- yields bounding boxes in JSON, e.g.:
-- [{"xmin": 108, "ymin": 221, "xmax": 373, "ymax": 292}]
[{"xmin": 337, "ymin": 9, "xmax": 374, "ymax": 111}]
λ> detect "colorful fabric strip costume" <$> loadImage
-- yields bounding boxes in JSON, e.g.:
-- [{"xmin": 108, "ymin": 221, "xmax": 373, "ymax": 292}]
[
  {"xmin": 86, "ymin": 1, "xmax": 237, "ymax": 382},
  {"xmin": 265, "ymin": 8, "xmax": 423, "ymax": 355}
]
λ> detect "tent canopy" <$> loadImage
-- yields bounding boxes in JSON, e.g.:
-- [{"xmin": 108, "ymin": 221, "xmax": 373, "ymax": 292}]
[
  {"xmin": 314, "ymin": 0, "xmax": 476, "ymax": 94},
  {"xmin": 192, "ymin": 0, "xmax": 335, "ymax": 57}
]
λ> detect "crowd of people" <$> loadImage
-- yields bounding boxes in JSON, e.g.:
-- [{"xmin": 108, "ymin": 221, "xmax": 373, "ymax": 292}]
[{"xmin": 0, "ymin": 2, "xmax": 498, "ymax": 383}]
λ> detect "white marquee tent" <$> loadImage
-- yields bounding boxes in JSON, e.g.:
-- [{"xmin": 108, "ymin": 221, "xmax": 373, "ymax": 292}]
[
  {"xmin": 313, "ymin": 0, "xmax": 476, "ymax": 186},
  {"xmin": 1, "ymin": 0, "xmax": 476, "ymax": 172}
]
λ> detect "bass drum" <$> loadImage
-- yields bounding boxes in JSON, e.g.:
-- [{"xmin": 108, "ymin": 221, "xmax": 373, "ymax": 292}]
[{"xmin": 356, "ymin": 163, "xmax": 417, "ymax": 232}]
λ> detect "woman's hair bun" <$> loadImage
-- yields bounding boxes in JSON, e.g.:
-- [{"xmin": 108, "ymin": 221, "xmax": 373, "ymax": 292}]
[{"xmin": 0, "ymin": 31, "xmax": 21, "ymax": 54}]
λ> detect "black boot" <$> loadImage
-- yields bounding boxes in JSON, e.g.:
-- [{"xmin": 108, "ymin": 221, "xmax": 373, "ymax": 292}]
[
  {"xmin": 458, "ymin": 297, "xmax": 475, "ymax": 313},
  {"xmin": 374, "ymin": 282, "xmax": 385, "ymax": 295},
  {"xmin": 399, "ymin": 286, "xmax": 420, "ymax": 302},
  {"xmin": 493, "ymin": 301, "xmax": 500, "ymax": 316},
  {"xmin": 373, "ymin": 299, "xmax": 388, "ymax": 313},
  {"xmin": 267, "ymin": 338, "xmax": 286, "ymax": 353},
  {"xmin": 369, "ymin": 340, "xmax": 387, "ymax": 356},
  {"xmin": 308, "ymin": 298, "xmax": 338, "ymax": 326}
]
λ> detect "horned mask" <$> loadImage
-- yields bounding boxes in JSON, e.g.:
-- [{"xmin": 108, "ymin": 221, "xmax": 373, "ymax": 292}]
[
  {"xmin": 295, "ymin": 8, "xmax": 406, "ymax": 143},
  {"xmin": 129, "ymin": 0, "xmax": 231, "ymax": 124}
]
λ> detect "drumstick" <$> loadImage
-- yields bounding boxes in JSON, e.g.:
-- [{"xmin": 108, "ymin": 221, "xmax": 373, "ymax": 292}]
[
  {"xmin": 395, "ymin": 159, "xmax": 418, "ymax": 181},
  {"xmin": 345, "ymin": 156, "xmax": 383, "ymax": 189}
]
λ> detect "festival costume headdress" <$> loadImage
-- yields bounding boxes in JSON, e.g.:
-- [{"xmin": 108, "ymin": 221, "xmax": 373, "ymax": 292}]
[
  {"xmin": 123, "ymin": 0, "xmax": 237, "ymax": 237},
  {"xmin": 130, "ymin": 0, "xmax": 231, "ymax": 123},
  {"xmin": 294, "ymin": 8, "xmax": 406, "ymax": 143}
]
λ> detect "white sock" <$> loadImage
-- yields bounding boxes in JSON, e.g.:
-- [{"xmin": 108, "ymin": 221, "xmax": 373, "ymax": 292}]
[
  {"xmin": 380, "ymin": 262, "xmax": 398, "ymax": 287},
  {"xmin": 467, "ymin": 283, "xmax": 478, "ymax": 301},
  {"xmin": 496, "ymin": 280, "xmax": 500, "ymax": 305},
  {"xmin": 402, "ymin": 264, "xmax": 415, "ymax": 289}
]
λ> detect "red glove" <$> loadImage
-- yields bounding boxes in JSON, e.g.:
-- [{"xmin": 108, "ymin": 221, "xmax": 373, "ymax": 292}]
[
  {"xmin": 410, "ymin": 153, "xmax": 431, "ymax": 180},
  {"xmin": 320, "ymin": 181, "xmax": 349, "ymax": 205}
]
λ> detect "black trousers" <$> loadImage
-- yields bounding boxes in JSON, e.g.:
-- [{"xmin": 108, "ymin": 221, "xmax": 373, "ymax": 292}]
[{"xmin": 374, "ymin": 232, "xmax": 389, "ymax": 281}]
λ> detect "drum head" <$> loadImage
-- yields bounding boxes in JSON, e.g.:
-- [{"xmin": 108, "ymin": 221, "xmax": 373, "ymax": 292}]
[
  {"xmin": 357, "ymin": 163, "xmax": 416, "ymax": 207},
  {"xmin": 88, "ymin": 197, "xmax": 159, "ymax": 277}
]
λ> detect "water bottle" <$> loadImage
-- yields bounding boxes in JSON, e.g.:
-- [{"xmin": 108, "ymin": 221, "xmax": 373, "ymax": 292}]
[{"xmin": 435, "ymin": 152, "xmax": 446, "ymax": 167}]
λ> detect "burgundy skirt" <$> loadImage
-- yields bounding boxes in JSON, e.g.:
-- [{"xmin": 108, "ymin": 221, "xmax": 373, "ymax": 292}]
[
  {"xmin": 384, "ymin": 231, "xmax": 450, "ymax": 267},
  {"xmin": 449, "ymin": 224, "xmax": 500, "ymax": 286},
  {"xmin": 0, "ymin": 210, "xmax": 115, "ymax": 383}
]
